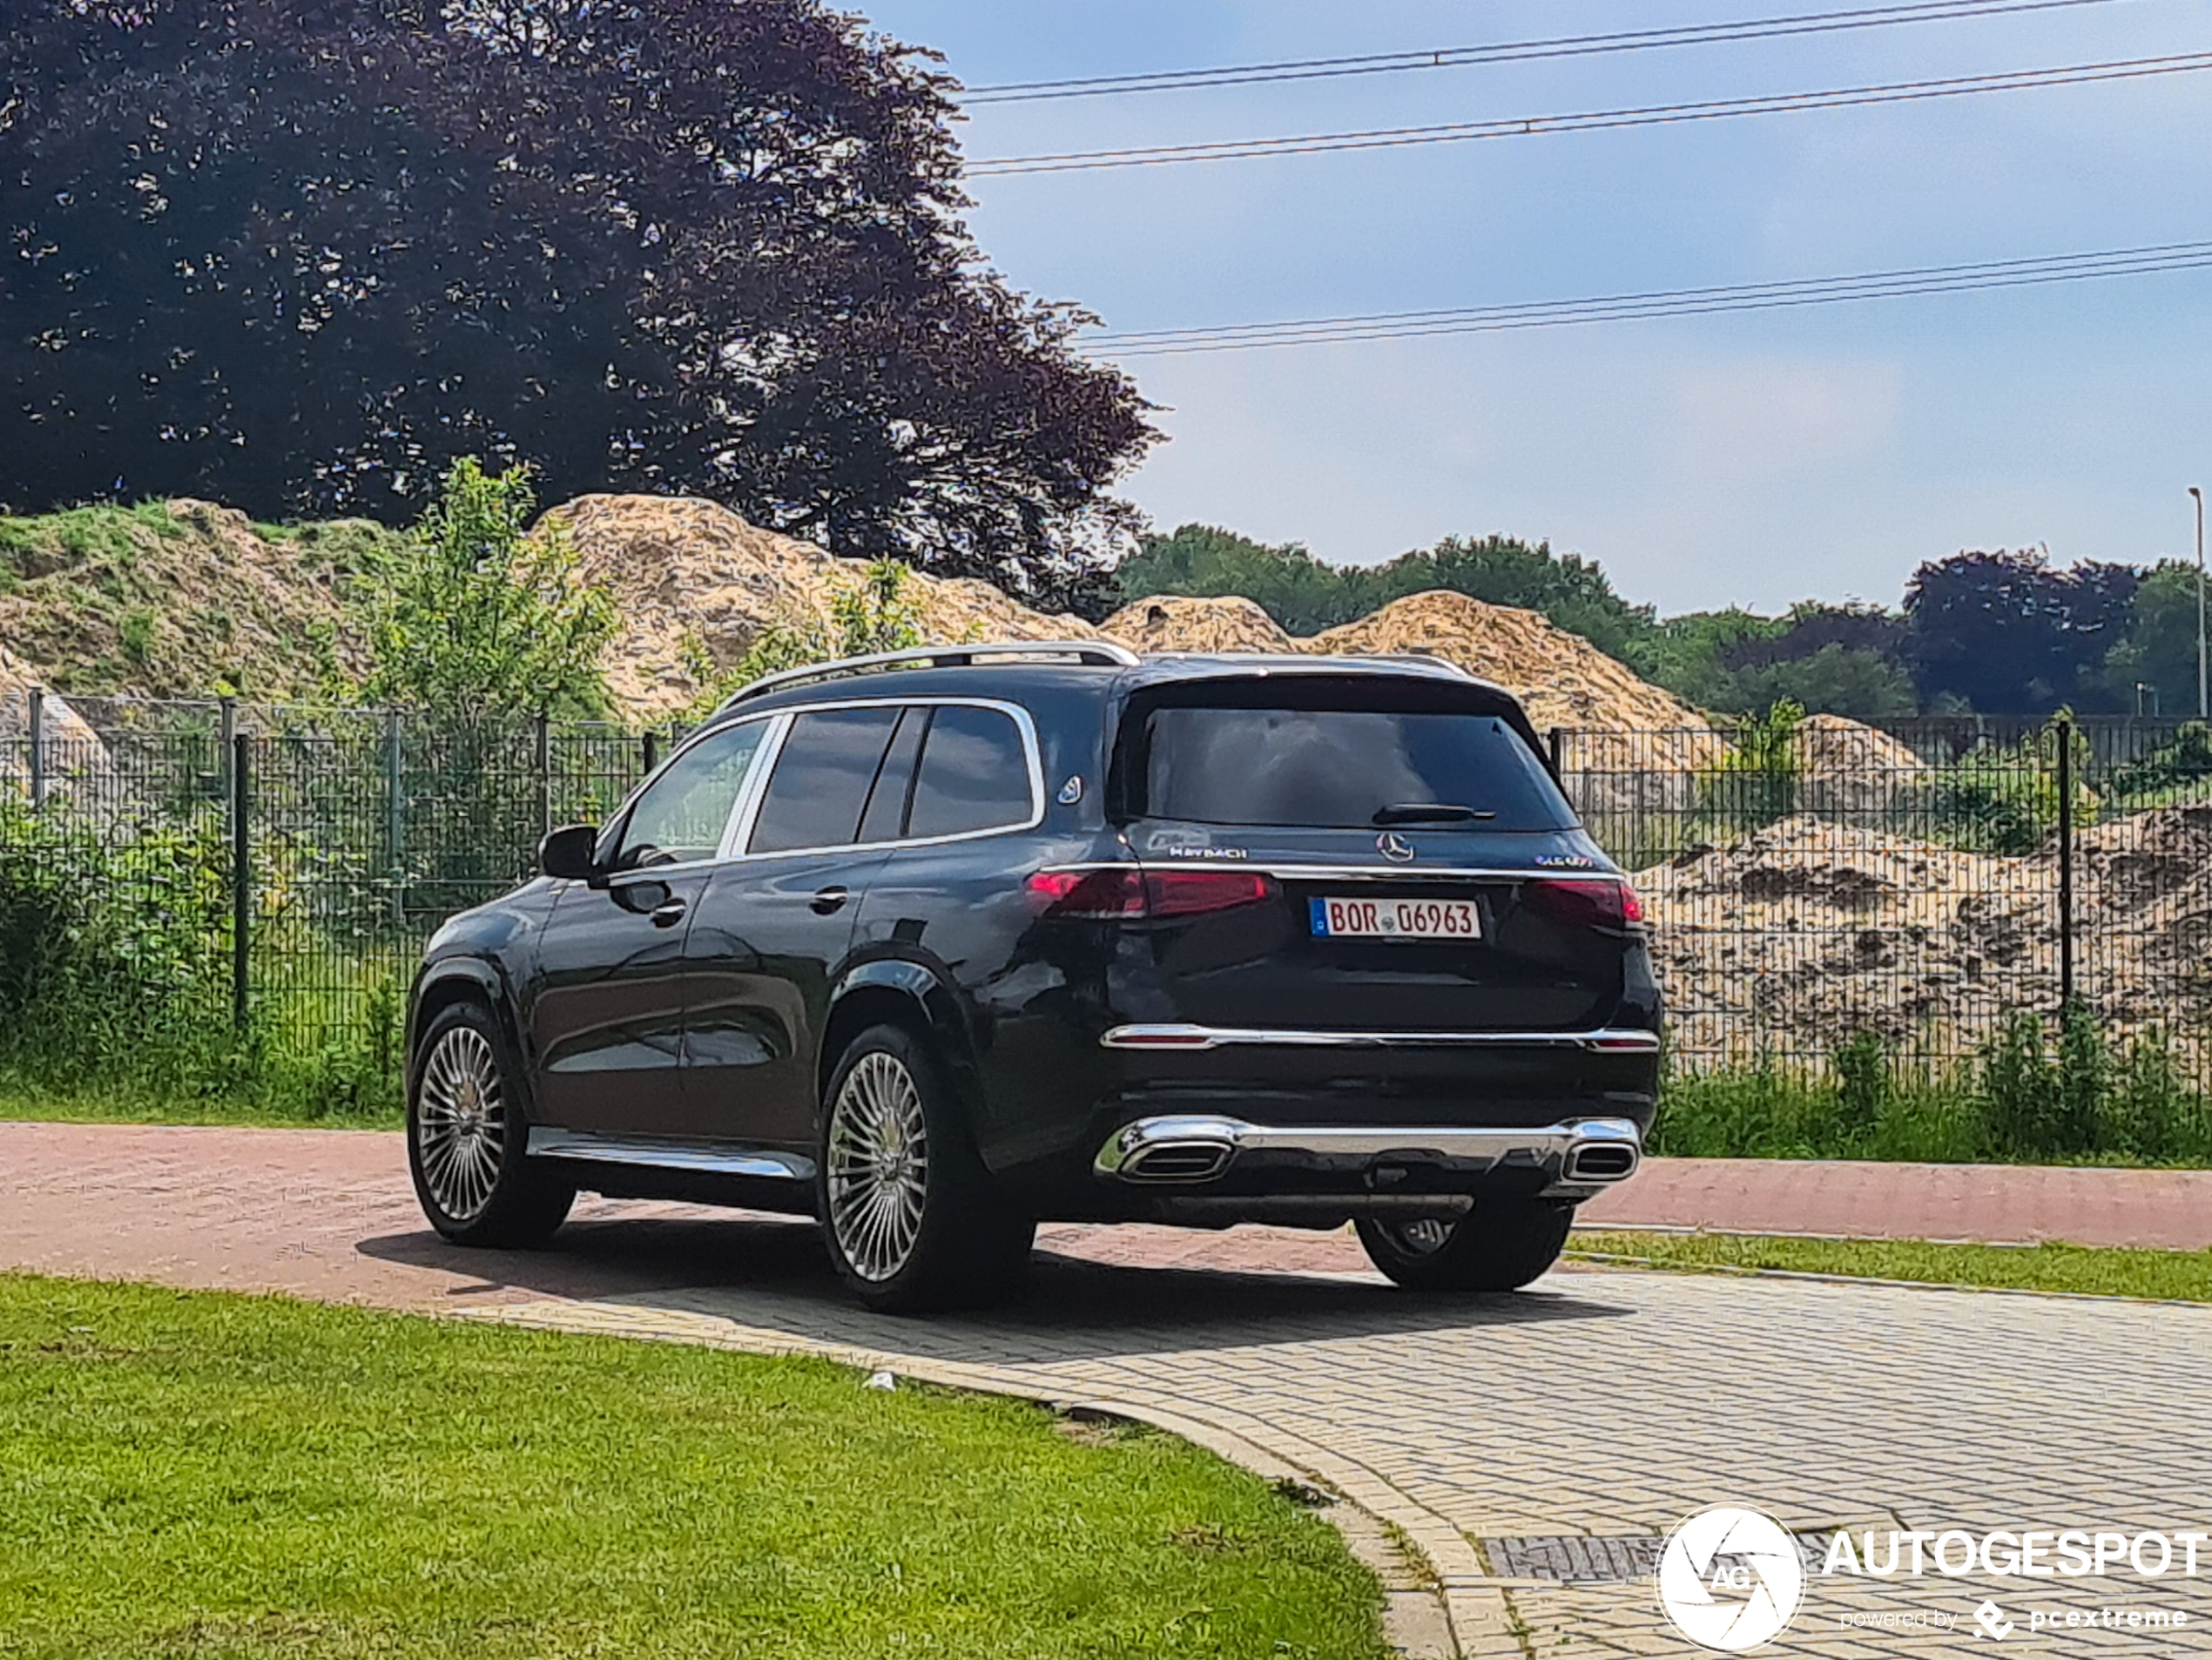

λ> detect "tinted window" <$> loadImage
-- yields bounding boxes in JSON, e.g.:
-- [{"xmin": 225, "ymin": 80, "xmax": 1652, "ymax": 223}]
[
  {"xmin": 1141, "ymin": 706, "xmax": 1575, "ymax": 832},
  {"xmin": 856, "ymin": 707, "xmax": 927, "ymax": 845},
  {"xmin": 611, "ymin": 721, "xmax": 768, "ymax": 870},
  {"xmin": 907, "ymin": 705, "xmax": 1034, "ymax": 840},
  {"xmin": 748, "ymin": 707, "xmax": 901, "ymax": 854}
]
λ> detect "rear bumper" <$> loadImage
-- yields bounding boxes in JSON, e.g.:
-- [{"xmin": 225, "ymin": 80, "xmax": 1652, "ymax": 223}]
[{"xmin": 1093, "ymin": 1111, "xmax": 1643, "ymax": 1199}]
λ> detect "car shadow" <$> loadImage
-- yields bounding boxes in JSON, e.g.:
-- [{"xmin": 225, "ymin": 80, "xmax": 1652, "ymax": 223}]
[{"xmin": 356, "ymin": 1210, "xmax": 1633, "ymax": 1366}]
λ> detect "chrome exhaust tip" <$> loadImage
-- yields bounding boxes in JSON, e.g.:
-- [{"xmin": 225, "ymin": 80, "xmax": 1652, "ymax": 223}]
[
  {"xmin": 1561, "ymin": 1124, "xmax": 1641, "ymax": 1184},
  {"xmin": 1096, "ymin": 1116, "xmax": 1244, "ymax": 1184},
  {"xmin": 1121, "ymin": 1140, "xmax": 1235, "ymax": 1183}
]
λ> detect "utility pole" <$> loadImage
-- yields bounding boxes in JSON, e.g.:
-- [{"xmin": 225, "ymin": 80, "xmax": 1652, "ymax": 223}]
[{"xmin": 2193, "ymin": 486, "xmax": 2208, "ymax": 720}]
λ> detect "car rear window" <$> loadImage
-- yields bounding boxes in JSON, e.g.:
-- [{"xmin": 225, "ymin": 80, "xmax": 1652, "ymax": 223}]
[
  {"xmin": 1136, "ymin": 704, "xmax": 1575, "ymax": 832},
  {"xmin": 907, "ymin": 705, "xmax": 1034, "ymax": 840}
]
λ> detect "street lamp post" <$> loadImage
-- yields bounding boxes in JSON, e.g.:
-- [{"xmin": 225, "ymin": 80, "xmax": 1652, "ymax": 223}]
[{"xmin": 2194, "ymin": 486, "xmax": 2208, "ymax": 720}]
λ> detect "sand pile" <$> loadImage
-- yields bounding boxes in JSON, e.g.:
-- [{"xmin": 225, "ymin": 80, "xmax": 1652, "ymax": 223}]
[
  {"xmin": 1636, "ymin": 805, "xmax": 2212, "ymax": 1063},
  {"xmin": 549, "ymin": 495, "xmax": 1100, "ymax": 718}
]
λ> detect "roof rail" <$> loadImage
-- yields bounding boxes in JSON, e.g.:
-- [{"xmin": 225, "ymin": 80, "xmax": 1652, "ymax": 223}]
[
  {"xmin": 716, "ymin": 639, "xmax": 1140, "ymax": 713},
  {"xmin": 1145, "ymin": 650, "xmax": 1475, "ymax": 682}
]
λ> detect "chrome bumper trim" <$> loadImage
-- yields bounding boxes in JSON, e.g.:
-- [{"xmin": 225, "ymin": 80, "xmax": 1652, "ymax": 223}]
[
  {"xmin": 527, "ymin": 1127, "xmax": 815, "ymax": 1183},
  {"xmin": 1099, "ymin": 1023, "xmax": 1662, "ymax": 1054},
  {"xmin": 1094, "ymin": 1113, "xmax": 1643, "ymax": 1184}
]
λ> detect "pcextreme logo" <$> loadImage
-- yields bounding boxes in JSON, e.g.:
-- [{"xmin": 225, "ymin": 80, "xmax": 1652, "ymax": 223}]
[{"xmin": 1656, "ymin": 1507, "xmax": 1807, "ymax": 1653}]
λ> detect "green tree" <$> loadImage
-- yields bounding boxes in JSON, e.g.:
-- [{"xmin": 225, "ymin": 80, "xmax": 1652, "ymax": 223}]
[
  {"xmin": 1373, "ymin": 536, "xmax": 1658, "ymax": 665},
  {"xmin": 1116, "ymin": 525, "xmax": 1360, "ymax": 635},
  {"xmin": 2102, "ymin": 559, "xmax": 2210, "ymax": 716},
  {"xmin": 1628, "ymin": 609, "xmax": 1784, "ymax": 707},
  {"xmin": 1719, "ymin": 644, "xmax": 1919, "ymax": 721},
  {"xmin": 346, "ymin": 460, "xmax": 617, "ymax": 719}
]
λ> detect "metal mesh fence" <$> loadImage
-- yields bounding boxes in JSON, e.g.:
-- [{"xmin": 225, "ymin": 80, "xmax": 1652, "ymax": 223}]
[
  {"xmin": 1560, "ymin": 716, "xmax": 2212, "ymax": 1088},
  {"xmin": 2, "ymin": 688, "xmax": 2208, "ymax": 1096}
]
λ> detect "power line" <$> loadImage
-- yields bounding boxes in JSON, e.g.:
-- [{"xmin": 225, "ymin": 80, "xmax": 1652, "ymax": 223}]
[
  {"xmin": 972, "ymin": 52, "xmax": 2212, "ymax": 174},
  {"xmin": 962, "ymin": 0, "xmax": 2155, "ymax": 104},
  {"xmin": 1071, "ymin": 240, "xmax": 2212, "ymax": 356}
]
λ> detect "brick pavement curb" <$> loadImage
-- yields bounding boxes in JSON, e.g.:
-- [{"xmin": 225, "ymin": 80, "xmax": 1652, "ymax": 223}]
[{"xmin": 468, "ymin": 1297, "xmax": 1514, "ymax": 1659}]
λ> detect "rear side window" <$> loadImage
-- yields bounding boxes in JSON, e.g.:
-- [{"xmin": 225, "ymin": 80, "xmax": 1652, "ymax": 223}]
[
  {"xmin": 1136, "ymin": 704, "xmax": 1575, "ymax": 832},
  {"xmin": 748, "ymin": 707, "xmax": 901, "ymax": 854},
  {"xmin": 907, "ymin": 705, "xmax": 1035, "ymax": 840}
]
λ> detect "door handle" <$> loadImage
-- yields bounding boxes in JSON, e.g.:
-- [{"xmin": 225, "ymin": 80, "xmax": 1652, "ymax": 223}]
[
  {"xmin": 810, "ymin": 886, "xmax": 851, "ymax": 915},
  {"xmin": 650, "ymin": 897, "xmax": 688, "ymax": 928}
]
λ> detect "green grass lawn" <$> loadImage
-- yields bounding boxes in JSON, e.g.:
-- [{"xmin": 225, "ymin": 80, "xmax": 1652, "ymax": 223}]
[
  {"xmin": 0, "ymin": 1276, "xmax": 1384, "ymax": 1660},
  {"xmin": 1569, "ymin": 1231, "xmax": 2212, "ymax": 1303}
]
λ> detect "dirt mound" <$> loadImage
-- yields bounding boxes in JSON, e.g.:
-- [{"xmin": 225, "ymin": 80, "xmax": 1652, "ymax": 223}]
[
  {"xmin": 548, "ymin": 495, "xmax": 1101, "ymax": 718},
  {"xmin": 1637, "ymin": 807, "xmax": 2212, "ymax": 1064},
  {"xmin": 0, "ymin": 501, "xmax": 387, "ymax": 701},
  {"xmin": 1097, "ymin": 594, "xmax": 1292, "ymax": 655},
  {"xmin": 1792, "ymin": 712, "xmax": 1932, "ymax": 818}
]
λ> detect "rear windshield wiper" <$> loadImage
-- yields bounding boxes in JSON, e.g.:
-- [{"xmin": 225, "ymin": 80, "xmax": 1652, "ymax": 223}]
[{"xmin": 1372, "ymin": 803, "xmax": 1497, "ymax": 825}]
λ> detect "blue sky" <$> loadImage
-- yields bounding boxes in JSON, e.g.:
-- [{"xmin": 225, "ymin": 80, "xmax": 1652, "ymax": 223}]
[{"xmin": 860, "ymin": 0, "xmax": 2212, "ymax": 615}]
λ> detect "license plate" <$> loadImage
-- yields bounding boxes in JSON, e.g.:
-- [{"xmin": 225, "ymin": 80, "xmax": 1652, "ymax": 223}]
[{"xmin": 1309, "ymin": 895, "xmax": 1481, "ymax": 941}]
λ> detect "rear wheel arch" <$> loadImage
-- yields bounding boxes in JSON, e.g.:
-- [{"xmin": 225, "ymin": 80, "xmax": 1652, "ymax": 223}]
[{"xmin": 818, "ymin": 964, "xmax": 980, "ymax": 1117}]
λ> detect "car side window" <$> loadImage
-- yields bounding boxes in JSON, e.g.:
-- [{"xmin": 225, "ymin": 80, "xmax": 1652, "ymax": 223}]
[
  {"xmin": 747, "ymin": 707, "xmax": 903, "ymax": 854},
  {"xmin": 609, "ymin": 720, "xmax": 768, "ymax": 872},
  {"xmin": 907, "ymin": 705, "xmax": 1035, "ymax": 840},
  {"xmin": 856, "ymin": 706, "xmax": 927, "ymax": 846}
]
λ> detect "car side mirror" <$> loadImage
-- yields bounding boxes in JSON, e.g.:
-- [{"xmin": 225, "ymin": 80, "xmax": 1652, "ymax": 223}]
[{"xmin": 539, "ymin": 823, "xmax": 603, "ymax": 885}]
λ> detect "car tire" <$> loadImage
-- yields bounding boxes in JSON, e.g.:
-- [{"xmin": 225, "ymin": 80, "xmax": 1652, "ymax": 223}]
[
  {"xmin": 408, "ymin": 1001, "xmax": 575, "ymax": 1249},
  {"xmin": 818, "ymin": 1022, "xmax": 1034, "ymax": 1315},
  {"xmin": 1355, "ymin": 1198, "xmax": 1575, "ymax": 1292}
]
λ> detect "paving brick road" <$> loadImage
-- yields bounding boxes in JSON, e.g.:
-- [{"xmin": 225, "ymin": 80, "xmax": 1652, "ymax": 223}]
[{"xmin": 7, "ymin": 1121, "xmax": 2212, "ymax": 1657}]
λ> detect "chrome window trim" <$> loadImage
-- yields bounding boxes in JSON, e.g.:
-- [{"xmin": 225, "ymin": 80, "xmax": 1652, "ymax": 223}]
[
  {"xmin": 1100, "ymin": 1023, "xmax": 1662, "ymax": 1053},
  {"xmin": 734, "ymin": 695, "xmax": 1047, "ymax": 862}
]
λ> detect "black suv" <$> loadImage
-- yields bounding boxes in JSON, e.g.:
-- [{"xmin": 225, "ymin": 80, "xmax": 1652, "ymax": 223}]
[{"xmin": 406, "ymin": 643, "xmax": 1661, "ymax": 1311}]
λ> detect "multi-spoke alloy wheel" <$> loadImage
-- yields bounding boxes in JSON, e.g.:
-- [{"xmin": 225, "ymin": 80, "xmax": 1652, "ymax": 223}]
[
  {"xmin": 406, "ymin": 1002, "xmax": 573, "ymax": 1249},
  {"xmin": 817, "ymin": 1024, "xmax": 1033, "ymax": 1313},
  {"xmin": 1389, "ymin": 1218, "xmax": 1453, "ymax": 1256},
  {"xmin": 1355, "ymin": 1198, "xmax": 1575, "ymax": 1293},
  {"xmin": 415, "ymin": 1024, "xmax": 506, "ymax": 1223},
  {"xmin": 826, "ymin": 1050, "xmax": 930, "ymax": 1283}
]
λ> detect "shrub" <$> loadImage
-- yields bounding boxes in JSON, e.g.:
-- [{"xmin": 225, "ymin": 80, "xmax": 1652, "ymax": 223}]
[
  {"xmin": 1906, "ymin": 725, "xmax": 2098, "ymax": 854},
  {"xmin": 2108, "ymin": 722, "xmax": 2212, "ymax": 809},
  {"xmin": 0, "ymin": 794, "xmax": 235, "ymax": 1092},
  {"xmin": 1692, "ymin": 699, "xmax": 1805, "ymax": 838}
]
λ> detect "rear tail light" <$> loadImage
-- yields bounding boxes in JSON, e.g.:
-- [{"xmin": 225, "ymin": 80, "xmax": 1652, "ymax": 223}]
[
  {"xmin": 1521, "ymin": 877, "xmax": 1644, "ymax": 929},
  {"xmin": 1025, "ymin": 867, "xmax": 1277, "ymax": 921}
]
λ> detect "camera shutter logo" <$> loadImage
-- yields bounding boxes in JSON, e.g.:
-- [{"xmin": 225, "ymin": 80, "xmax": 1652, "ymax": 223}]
[{"xmin": 1656, "ymin": 1506, "xmax": 1806, "ymax": 1652}]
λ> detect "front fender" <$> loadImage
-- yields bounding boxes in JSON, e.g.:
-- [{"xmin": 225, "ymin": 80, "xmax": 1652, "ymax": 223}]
[{"xmin": 406, "ymin": 956, "xmax": 521, "ymax": 1093}]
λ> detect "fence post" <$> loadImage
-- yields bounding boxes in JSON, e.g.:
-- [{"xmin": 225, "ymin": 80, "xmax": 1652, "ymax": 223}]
[
  {"xmin": 218, "ymin": 695, "xmax": 237, "ymax": 834},
  {"xmin": 1546, "ymin": 725, "xmax": 1564, "ymax": 780},
  {"xmin": 26, "ymin": 685, "xmax": 44, "ymax": 812},
  {"xmin": 535, "ymin": 711, "xmax": 553, "ymax": 834},
  {"xmin": 231, "ymin": 732, "xmax": 251, "ymax": 1032},
  {"xmin": 642, "ymin": 728, "xmax": 661, "ymax": 776},
  {"xmin": 2055, "ymin": 717, "xmax": 2075, "ymax": 1011},
  {"xmin": 385, "ymin": 712, "xmax": 405, "ymax": 927}
]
